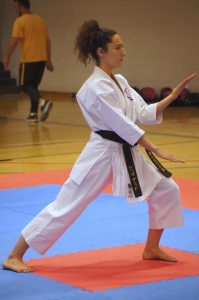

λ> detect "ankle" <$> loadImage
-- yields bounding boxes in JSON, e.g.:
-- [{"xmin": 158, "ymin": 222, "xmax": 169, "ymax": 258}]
[
  {"xmin": 144, "ymin": 245, "xmax": 160, "ymax": 252},
  {"xmin": 7, "ymin": 252, "xmax": 23, "ymax": 260}
]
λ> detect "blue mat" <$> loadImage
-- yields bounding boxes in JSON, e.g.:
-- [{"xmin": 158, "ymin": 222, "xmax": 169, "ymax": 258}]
[{"xmin": 0, "ymin": 185, "xmax": 199, "ymax": 300}]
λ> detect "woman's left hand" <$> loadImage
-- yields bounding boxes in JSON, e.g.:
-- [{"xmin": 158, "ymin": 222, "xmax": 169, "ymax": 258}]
[{"xmin": 154, "ymin": 148, "xmax": 186, "ymax": 163}]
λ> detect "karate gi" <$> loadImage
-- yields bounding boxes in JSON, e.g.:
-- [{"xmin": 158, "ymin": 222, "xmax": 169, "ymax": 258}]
[{"xmin": 22, "ymin": 66, "xmax": 184, "ymax": 254}]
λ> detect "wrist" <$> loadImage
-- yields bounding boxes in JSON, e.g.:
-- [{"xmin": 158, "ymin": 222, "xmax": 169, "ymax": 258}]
[
  {"xmin": 151, "ymin": 146, "xmax": 159, "ymax": 153},
  {"xmin": 170, "ymin": 90, "xmax": 178, "ymax": 101}
]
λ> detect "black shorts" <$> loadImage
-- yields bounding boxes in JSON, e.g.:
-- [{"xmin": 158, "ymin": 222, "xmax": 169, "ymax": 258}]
[{"xmin": 19, "ymin": 61, "xmax": 46, "ymax": 88}]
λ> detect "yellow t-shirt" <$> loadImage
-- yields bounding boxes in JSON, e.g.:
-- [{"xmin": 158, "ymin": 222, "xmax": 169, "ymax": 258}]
[{"xmin": 12, "ymin": 14, "xmax": 48, "ymax": 63}]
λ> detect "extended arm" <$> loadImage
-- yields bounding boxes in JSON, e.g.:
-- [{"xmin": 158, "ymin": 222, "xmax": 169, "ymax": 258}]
[{"xmin": 3, "ymin": 37, "xmax": 20, "ymax": 69}]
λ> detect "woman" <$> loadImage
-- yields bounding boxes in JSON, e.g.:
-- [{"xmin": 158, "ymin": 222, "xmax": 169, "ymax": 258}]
[{"xmin": 3, "ymin": 20, "xmax": 196, "ymax": 272}]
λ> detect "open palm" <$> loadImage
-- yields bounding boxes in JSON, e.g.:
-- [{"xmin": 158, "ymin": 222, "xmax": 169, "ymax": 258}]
[
  {"xmin": 172, "ymin": 73, "xmax": 196, "ymax": 99},
  {"xmin": 154, "ymin": 149, "xmax": 185, "ymax": 163}
]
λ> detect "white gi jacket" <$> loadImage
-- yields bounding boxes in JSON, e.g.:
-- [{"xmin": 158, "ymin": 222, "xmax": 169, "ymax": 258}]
[{"xmin": 70, "ymin": 66, "xmax": 164, "ymax": 203}]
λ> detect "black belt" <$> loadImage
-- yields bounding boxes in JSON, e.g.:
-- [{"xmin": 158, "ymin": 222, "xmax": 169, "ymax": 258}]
[{"xmin": 95, "ymin": 130, "xmax": 172, "ymax": 198}]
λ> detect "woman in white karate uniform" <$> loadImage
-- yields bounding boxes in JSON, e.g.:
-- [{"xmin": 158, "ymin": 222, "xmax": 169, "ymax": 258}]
[{"xmin": 3, "ymin": 20, "xmax": 196, "ymax": 272}]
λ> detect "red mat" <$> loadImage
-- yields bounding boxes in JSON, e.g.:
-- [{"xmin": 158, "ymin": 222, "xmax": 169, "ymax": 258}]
[
  {"xmin": 0, "ymin": 169, "xmax": 198, "ymax": 209},
  {"xmin": 0, "ymin": 169, "xmax": 70, "ymax": 188},
  {"xmin": 27, "ymin": 243, "xmax": 199, "ymax": 291}
]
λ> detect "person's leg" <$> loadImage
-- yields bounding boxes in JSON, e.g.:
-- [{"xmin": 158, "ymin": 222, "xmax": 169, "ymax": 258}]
[
  {"xmin": 23, "ymin": 86, "xmax": 40, "ymax": 118},
  {"xmin": 32, "ymin": 61, "xmax": 46, "ymax": 89},
  {"xmin": 32, "ymin": 61, "xmax": 53, "ymax": 122},
  {"xmin": 143, "ymin": 178, "xmax": 184, "ymax": 262},
  {"xmin": 22, "ymin": 168, "xmax": 112, "ymax": 254},
  {"xmin": 3, "ymin": 155, "xmax": 112, "ymax": 272},
  {"xmin": 3, "ymin": 236, "xmax": 31, "ymax": 272},
  {"xmin": 19, "ymin": 62, "xmax": 45, "ymax": 121},
  {"xmin": 143, "ymin": 229, "xmax": 177, "ymax": 262}
]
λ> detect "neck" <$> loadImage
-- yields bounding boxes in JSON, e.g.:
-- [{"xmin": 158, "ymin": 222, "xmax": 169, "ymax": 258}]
[
  {"xmin": 98, "ymin": 63, "xmax": 113, "ymax": 77},
  {"xmin": 20, "ymin": 9, "xmax": 31, "ymax": 15}
]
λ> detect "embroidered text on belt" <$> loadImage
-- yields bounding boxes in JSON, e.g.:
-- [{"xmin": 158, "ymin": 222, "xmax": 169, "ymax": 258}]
[{"xmin": 95, "ymin": 130, "xmax": 172, "ymax": 198}]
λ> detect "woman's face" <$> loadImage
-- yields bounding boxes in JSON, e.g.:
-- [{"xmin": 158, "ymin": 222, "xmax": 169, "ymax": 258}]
[{"xmin": 98, "ymin": 34, "xmax": 126, "ymax": 70}]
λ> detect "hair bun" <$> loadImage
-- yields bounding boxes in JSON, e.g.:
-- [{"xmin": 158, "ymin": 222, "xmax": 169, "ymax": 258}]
[{"xmin": 82, "ymin": 20, "xmax": 100, "ymax": 33}]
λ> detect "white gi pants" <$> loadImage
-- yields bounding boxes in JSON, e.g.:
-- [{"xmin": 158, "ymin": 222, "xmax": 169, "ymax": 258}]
[{"xmin": 22, "ymin": 168, "xmax": 184, "ymax": 255}]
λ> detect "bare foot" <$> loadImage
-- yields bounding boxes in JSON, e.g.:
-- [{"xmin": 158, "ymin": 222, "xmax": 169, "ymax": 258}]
[
  {"xmin": 2, "ymin": 257, "xmax": 32, "ymax": 273},
  {"xmin": 142, "ymin": 247, "xmax": 177, "ymax": 262}
]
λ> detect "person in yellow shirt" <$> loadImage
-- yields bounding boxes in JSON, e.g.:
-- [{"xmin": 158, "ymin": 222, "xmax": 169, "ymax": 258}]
[{"xmin": 4, "ymin": 0, "xmax": 54, "ymax": 122}]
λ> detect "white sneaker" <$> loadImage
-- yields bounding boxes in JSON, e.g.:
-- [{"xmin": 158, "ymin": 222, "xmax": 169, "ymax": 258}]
[
  {"xmin": 40, "ymin": 100, "xmax": 53, "ymax": 121},
  {"xmin": 27, "ymin": 113, "xmax": 38, "ymax": 123}
]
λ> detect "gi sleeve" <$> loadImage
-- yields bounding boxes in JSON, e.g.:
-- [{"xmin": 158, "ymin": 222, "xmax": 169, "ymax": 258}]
[
  {"xmin": 93, "ymin": 90, "xmax": 145, "ymax": 146},
  {"xmin": 132, "ymin": 89, "xmax": 163, "ymax": 125},
  {"xmin": 116, "ymin": 74, "xmax": 163, "ymax": 125}
]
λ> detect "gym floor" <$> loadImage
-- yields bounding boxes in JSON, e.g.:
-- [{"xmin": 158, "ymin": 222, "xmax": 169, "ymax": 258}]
[{"xmin": 0, "ymin": 94, "xmax": 198, "ymax": 300}]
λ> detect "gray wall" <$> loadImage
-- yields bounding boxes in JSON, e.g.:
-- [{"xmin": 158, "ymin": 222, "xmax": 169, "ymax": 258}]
[{"xmin": 1, "ymin": 0, "xmax": 199, "ymax": 93}]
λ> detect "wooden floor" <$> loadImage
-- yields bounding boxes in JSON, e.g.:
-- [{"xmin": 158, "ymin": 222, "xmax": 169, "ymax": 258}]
[{"xmin": 0, "ymin": 93, "xmax": 198, "ymax": 180}]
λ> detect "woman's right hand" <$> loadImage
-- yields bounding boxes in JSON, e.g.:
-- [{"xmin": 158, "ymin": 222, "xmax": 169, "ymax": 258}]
[
  {"xmin": 171, "ymin": 73, "xmax": 197, "ymax": 100},
  {"xmin": 154, "ymin": 148, "xmax": 185, "ymax": 163}
]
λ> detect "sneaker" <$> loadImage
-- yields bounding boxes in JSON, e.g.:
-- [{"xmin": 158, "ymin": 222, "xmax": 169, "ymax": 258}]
[
  {"xmin": 27, "ymin": 113, "xmax": 38, "ymax": 123},
  {"xmin": 40, "ymin": 100, "xmax": 53, "ymax": 122}
]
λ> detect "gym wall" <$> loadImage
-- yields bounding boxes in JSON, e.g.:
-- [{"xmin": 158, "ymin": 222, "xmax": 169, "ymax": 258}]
[{"xmin": 1, "ymin": 0, "xmax": 199, "ymax": 93}]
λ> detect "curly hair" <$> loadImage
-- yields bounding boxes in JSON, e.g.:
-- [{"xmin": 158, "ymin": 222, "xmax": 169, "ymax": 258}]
[{"xmin": 75, "ymin": 20, "xmax": 117, "ymax": 65}]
